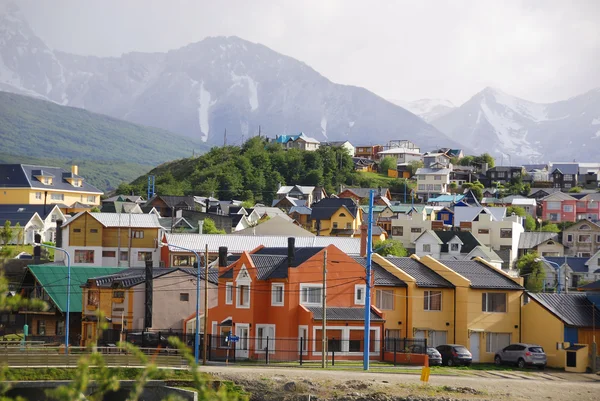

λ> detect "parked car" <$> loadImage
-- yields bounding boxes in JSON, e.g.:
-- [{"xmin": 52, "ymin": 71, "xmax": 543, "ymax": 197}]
[
  {"xmin": 436, "ymin": 344, "xmax": 472, "ymax": 366},
  {"xmin": 426, "ymin": 347, "xmax": 443, "ymax": 366},
  {"xmin": 126, "ymin": 332, "xmax": 169, "ymax": 349},
  {"xmin": 494, "ymin": 343, "xmax": 547, "ymax": 369}
]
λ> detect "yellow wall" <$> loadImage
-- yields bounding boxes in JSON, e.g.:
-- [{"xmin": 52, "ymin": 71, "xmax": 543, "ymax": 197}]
[
  {"xmin": 0, "ymin": 188, "xmax": 30, "ymax": 203},
  {"xmin": 522, "ymin": 299, "xmax": 565, "ymax": 368},
  {"xmin": 69, "ymin": 213, "xmax": 103, "ymax": 247},
  {"xmin": 312, "ymin": 207, "xmax": 362, "ymax": 236},
  {"xmin": 103, "ymin": 227, "xmax": 158, "ymax": 248},
  {"xmin": 376, "ymin": 286, "xmax": 407, "ymax": 337},
  {"xmin": 0, "ymin": 188, "xmax": 101, "ymax": 206}
]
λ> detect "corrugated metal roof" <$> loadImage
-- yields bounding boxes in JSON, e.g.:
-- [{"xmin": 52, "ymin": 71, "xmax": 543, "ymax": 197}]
[
  {"xmin": 306, "ymin": 306, "xmax": 384, "ymax": 321},
  {"xmin": 438, "ymin": 260, "xmax": 523, "ymax": 289},
  {"xmin": 165, "ymin": 233, "xmax": 360, "ymax": 255},
  {"xmin": 518, "ymin": 232, "xmax": 559, "ymax": 249},
  {"xmin": 64, "ymin": 212, "xmax": 162, "ymax": 228},
  {"xmin": 550, "ymin": 163, "xmax": 579, "ymax": 175},
  {"xmin": 528, "ymin": 293, "xmax": 600, "ymax": 327},
  {"xmin": 27, "ymin": 265, "xmax": 126, "ymax": 313},
  {"xmin": 91, "ymin": 267, "xmax": 219, "ymax": 287},
  {"xmin": 543, "ymin": 257, "xmax": 589, "ymax": 273},
  {"xmin": 352, "ymin": 256, "xmax": 407, "ymax": 287},
  {"xmin": 385, "ymin": 257, "xmax": 453, "ymax": 288}
]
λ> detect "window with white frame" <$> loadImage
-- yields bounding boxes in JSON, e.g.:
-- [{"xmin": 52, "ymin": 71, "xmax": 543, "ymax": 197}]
[
  {"xmin": 546, "ymin": 201, "xmax": 561, "ymax": 210},
  {"xmin": 354, "ymin": 284, "xmax": 366, "ymax": 305},
  {"xmin": 236, "ymin": 267, "xmax": 251, "ymax": 308},
  {"xmin": 578, "ymin": 234, "xmax": 592, "ymax": 243},
  {"xmin": 566, "ymin": 234, "xmax": 573, "ymax": 242},
  {"xmin": 376, "ymin": 289, "xmax": 394, "ymax": 310},
  {"xmin": 87, "ymin": 195, "xmax": 96, "ymax": 203},
  {"xmin": 35, "ymin": 192, "xmax": 42, "ymax": 200},
  {"xmin": 563, "ymin": 205, "xmax": 573, "ymax": 212},
  {"xmin": 271, "ymin": 283, "xmax": 284, "ymax": 306},
  {"xmin": 256, "ymin": 324, "xmax": 275, "ymax": 353},
  {"xmin": 225, "ymin": 282, "xmax": 233, "ymax": 304},
  {"xmin": 300, "ymin": 284, "xmax": 322, "ymax": 306},
  {"xmin": 486, "ymin": 332, "xmax": 511, "ymax": 353},
  {"xmin": 50, "ymin": 193, "xmax": 64, "ymax": 201},
  {"xmin": 482, "ymin": 293, "xmax": 507, "ymax": 312},
  {"xmin": 450, "ymin": 243, "xmax": 459, "ymax": 252},
  {"xmin": 424, "ymin": 290, "xmax": 442, "ymax": 311}
]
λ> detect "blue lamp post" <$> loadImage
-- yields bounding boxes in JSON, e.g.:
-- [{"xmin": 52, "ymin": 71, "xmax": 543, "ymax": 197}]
[
  {"xmin": 36, "ymin": 243, "xmax": 71, "ymax": 354},
  {"xmin": 161, "ymin": 241, "xmax": 202, "ymax": 365},
  {"xmin": 536, "ymin": 258, "xmax": 562, "ymax": 294}
]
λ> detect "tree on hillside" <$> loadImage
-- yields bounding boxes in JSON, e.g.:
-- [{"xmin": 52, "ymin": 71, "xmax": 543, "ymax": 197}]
[
  {"xmin": 202, "ymin": 217, "xmax": 226, "ymax": 234},
  {"xmin": 517, "ymin": 252, "xmax": 545, "ymax": 292},
  {"xmin": 506, "ymin": 206, "xmax": 535, "ymax": 231},
  {"xmin": 540, "ymin": 222, "xmax": 560, "ymax": 233},
  {"xmin": 463, "ymin": 181, "xmax": 484, "ymax": 201},
  {"xmin": 0, "ymin": 221, "xmax": 13, "ymax": 245},
  {"xmin": 475, "ymin": 153, "xmax": 495, "ymax": 168},
  {"xmin": 374, "ymin": 239, "xmax": 408, "ymax": 257},
  {"xmin": 407, "ymin": 160, "xmax": 424, "ymax": 176},
  {"xmin": 379, "ymin": 156, "xmax": 397, "ymax": 174}
]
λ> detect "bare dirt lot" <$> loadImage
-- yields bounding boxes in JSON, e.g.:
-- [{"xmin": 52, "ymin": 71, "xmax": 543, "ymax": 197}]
[{"xmin": 201, "ymin": 365, "xmax": 600, "ymax": 401}]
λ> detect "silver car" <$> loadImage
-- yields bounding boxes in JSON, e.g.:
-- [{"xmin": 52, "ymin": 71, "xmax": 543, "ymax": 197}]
[{"xmin": 494, "ymin": 343, "xmax": 547, "ymax": 369}]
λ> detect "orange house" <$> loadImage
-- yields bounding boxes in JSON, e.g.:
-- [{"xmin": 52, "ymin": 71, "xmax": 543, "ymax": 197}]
[{"xmin": 208, "ymin": 239, "xmax": 385, "ymax": 361}]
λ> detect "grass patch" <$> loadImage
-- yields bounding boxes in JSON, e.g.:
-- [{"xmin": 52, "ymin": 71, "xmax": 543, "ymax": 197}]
[
  {"xmin": 1, "ymin": 367, "xmax": 202, "ymax": 381},
  {"xmin": 356, "ymin": 171, "xmax": 399, "ymax": 184}
]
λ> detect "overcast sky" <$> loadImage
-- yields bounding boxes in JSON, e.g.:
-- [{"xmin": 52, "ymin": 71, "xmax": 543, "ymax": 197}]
[{"xmin": 10, "ymin": 0, "xmax": 600, "ymax": 105}]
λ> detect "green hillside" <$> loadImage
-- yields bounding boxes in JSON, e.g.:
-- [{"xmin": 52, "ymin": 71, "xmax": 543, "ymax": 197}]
[{"xmin": 0, "ymin": 91, "xmax": 207, "ymax": 189}]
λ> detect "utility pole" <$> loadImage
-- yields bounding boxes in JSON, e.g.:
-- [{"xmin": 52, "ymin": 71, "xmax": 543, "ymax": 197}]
[
  {"xmin": 203, "ymin": 244, "xmax": 209, "ymax": 365},
  {"xmin": 224, "ymin": 128, "xmax": 227, "ymax": 147},
  {"xmin": 322, "ymin": 249, "xmax": 327, "ymax": 368},
  {"xmin": 364, "ymin": 189, "xmax": 374, "ymax": 371}
]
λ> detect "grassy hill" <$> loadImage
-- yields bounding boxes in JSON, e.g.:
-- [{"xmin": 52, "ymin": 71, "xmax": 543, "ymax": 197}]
[{"xmin": 0, "ymin": 91, "xmax": 207, "ymax": 190}]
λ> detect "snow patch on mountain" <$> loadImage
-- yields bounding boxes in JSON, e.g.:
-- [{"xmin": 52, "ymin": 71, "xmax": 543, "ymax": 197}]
[
  {"xmin": 391, "ymin": 98, "xmax": 456, "ymax": 122},
  {"xmin": 230, "ymin": 71, "xmax": 259, "ymax": 111},
  {"xmin": 320, "ymin": 116, "xmax": 328, "ymax": 139},
  {"xmin": 487, "ymin": 87, "xmax": 548, "ymax": 122},
  {"xmin": 198, "ymin": 81, "xmax": 216, "ymax": 142}
]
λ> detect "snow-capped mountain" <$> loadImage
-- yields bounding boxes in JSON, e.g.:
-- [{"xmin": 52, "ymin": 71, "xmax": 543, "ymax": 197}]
[
  {"xmin": 431, "ymin": 87, "xmax": 600, "ymax": 163},
  {"xmin": 390, "ymin": 98, "xmax": 455, "ymax": 122},
  {"xmin": 0, "ymin": 4, "xmax": 463, "ymax": 151}
]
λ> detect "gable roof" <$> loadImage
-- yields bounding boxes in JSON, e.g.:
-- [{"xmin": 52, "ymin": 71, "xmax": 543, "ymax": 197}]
[
  {"xmin": 527, "ymin": 292, "xmax": 600, "ymax": 327},
  {"xmin": 289, "ymin": 206, "xmax": 312, "ymax": 215},
  {"xmin": 91, "ymin": 267, "xmax": 219, "ymax": 287},
  {"xmin": 415, "ymin": 168, "xmax": 451, "ymax": 175},
  {"xmin": 466, "ymin": 245, "xmax": 504, "ymax": 262},
  {"xmin": 0, "ymin": 164, "xmax": 103, "ymax": 194},
  {"xmin": 518, "ymin": 232, "xmax": 560, "ymax": 249},
  {"xmin": 543, "ymin": 257, "xmax": 589, "ymax": 273},
  {"xmin": 541, "ymin": 191, "xmax": 577, "ymax": 202},
  {"xmin": 341, "ymin": 187, "xmax": 390, "ymax": 199},
  {"xmin": 234, "ymin": 215, "xmax": 315, "ymax": 236},
  {"xmin": 439, "ymin": 260, "xmax": 523, "ymax": 289},
  {"xmin": 64, "ymin": 212, "xmax": 162, "ymax": 228},
  {"xmin": 275, "ymin": 132, "xmax": 320, "ymax": 144},
  {"xmin": 563, "ymin": 219, "xmax": 600, "ymax": 232},
  {"xmin": 0, "ymin": 204, "xmax": 63, "ymax": 221},
  {"xmin": 578, "ymin": 280, "xmax": 600, "ymax": 291},
  {"xmin": 550, "ymin": 163, "xmax": 579, "ymax": 175},
  {"xmin": 453, "ymin": 206, "xmax": 506, "ymax": 226},
  {"xmin": 306, "ymin": 306, "xmax": 384, "ymax": 322},
  {"xmin": 0, "ymin": 210, "xmax": 44, "ymax": 227},
  {"xmin": 26, "ymin": 266, "xmax": 126, "ymax": 313},
  {"xmin": 272, "ymin": 196, "xmax": 307, "ymax": 208},
  {"xmin": 434, "ymin": 231, "xmax": 482, "ymax": 253},
  {"xmin": 427, "ymin": 195, "xmax": 465, "ymax": 203},
  {"xmin": 310, "ymin": 198, "xmax": 359, "ymax": 221},
  {"xmin": 146, "ymin": 195, "xmax": 197, "ymax": 209},
  {"xmin": 352, "ymin": 256, "xmax": 407, "ymax": 287},
  {"xmin": 276, "ymin": 185, "xmax": 315, "ymax": 196},
  {"xmin": 385, "ymin": 257, "xmax": 454, "ymax": 288}
]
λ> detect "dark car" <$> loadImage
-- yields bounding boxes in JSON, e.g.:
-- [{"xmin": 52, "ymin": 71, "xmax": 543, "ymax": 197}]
[
  {"xmin": 436, "ymin": 344, "xmax": 472, "ymax": 366},
  {"xmin": 495, "ymin": 343, "xmax": 547, "ymax": 369},
  {"xmin": 126, "ymin": 332, "xmax": 169, "ymax": 348},
  {"xmin": 426, "ymin": 347, "xmax": 443, "ymax": 366}
]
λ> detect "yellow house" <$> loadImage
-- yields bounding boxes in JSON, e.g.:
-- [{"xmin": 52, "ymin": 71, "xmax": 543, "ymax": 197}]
[
  {"xmin": 419, "ymin": 256, "xmax": 524, "ymax": 363},
  {"xmin": 522, "ymin": 292, "xmax": 600, "ymax": 368},
  {"xmin": 0, "ymin": 164, "xmax": 103, "ymax": 210},
  {"xmin": 310, "ymin": 198, "xmax": 363, "ymax": 237}
]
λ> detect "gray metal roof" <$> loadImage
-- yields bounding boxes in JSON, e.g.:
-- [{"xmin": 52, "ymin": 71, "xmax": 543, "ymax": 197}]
[
  {"xmin": 415, "ymin": 168, "xmax": 451, "ymax": 175},
  {"xmin": 550, "ymin": 163, "xmax": 579, "ymax": 175},
  {"xmin": 64, "ymin": 212, "xmax": 162, "ymax": 228},
  {"xmin": 91, "ymin": 267, "xmax": 219, "ymax": 288},
  {"xmin": 352, "ymin": 257, "xmax": 407, "ymax": 287},
  {"xmin": 306, "ymin": 306, "xmax": 384, "ymax": 322},
  {"xmin": 527, "ymin": 293, "xmax": 600, "ymax": 327},
  {"xmin": 385, "ymin": 257, "xmax": 453, "ymax": 288},
  {"xmin": 438, "ymin": 260, "xmax": 523, "ymax": 289},
  {"xmin": 164, "ymin": 233, "xmax": 360, "ymax": 255},
  {"xmin": 518, "ymin": 232, "xmax": 560, "ymax": 249},
  {"xmin": 0, "ymin": 164, "xmax": 103, "ymax": 194}
]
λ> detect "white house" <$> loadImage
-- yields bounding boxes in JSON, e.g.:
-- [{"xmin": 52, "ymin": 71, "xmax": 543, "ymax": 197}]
[
  {"xmin": 414, "ymin": 167, "xmax": 451, "ymax": 201},
  {"xmin": 0, "ymin": 204, "xmax": 66, "ymax": 244}
]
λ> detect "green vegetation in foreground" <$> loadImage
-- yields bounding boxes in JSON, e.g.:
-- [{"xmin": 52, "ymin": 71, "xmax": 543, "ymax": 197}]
[
  {"xmin": 0, "ymin": 91, "xmax": 208, "ymax": 190},
  {"xmin": 0, "ymin": 367, "xmax": 198, "ymax": 381}
]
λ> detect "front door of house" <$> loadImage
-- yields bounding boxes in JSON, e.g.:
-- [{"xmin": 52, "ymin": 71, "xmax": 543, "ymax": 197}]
[
  {"xmin": 470, "ymin": 332, "xmax": 480, "ymax": 362},
  {"xmin": 235, "ymin": 324, "xmax": 249, "ymax": 359}
]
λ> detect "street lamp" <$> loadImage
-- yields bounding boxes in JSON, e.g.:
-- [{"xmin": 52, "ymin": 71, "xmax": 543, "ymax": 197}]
[
  {"xmin": 535, "ymin": 257, "xmax": 563, "ymax": 294},
  {"xmin": 35, "ymin": 242, "xmax": 71, "ymax": 354},
  {"xmin": 160, "ymin": 241, "xmax": 202, "ymax": 365}
]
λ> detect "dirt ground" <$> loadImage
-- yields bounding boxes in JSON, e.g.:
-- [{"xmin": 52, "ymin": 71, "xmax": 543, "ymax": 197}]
[{"xmin": 200, "ymin": 365, "xmax": 600, "ymax": 401}]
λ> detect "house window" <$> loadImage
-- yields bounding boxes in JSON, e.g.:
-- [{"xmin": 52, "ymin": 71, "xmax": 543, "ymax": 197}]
[
  {"xmin": 563, "ymin": 205, "xmax": 573, "ymax": 212},
  {"xmin": 354, "ymin": 284, "xmax": 366, "ymax": 305},
  {"xmin": 577, "ymin": 252, "xmax": 591, "ymax": 257},
  {"xmin": 50, "ymin": 193, "xmax": 64, "ymax": 201},
  {"xmin": 87, "ymin": 196, "xmax": 96, "ymax": 203},
  {"xmin": 376, "ymin": 289, "xmax": 394, "ymax": 310},
  {"xmin": 180, "ymin": 293, "xmax": 189, "ymax": 302},
  {"xmin": 113, "ymin": 290, "xmax": 125, "ymax": 299},
  {"xmin": 578, "ymin": 235, "xmax": 591, "ymax": 243},
  {"xmin": 597, "ymin": 235, "xmax": 600, "ymax": 243},
  {"xmin": 237, "ymin": 285, "xmax": 250, "ymax": 307},
  {"xmin": 102, "ymin": 251, "xmax": 116, "ymax": 258},
  {"xmin": 486, "ymin": 333, "xmax": 511, "ymax": 353},
  {"xmin": 450, "ymin": 243, "xmax": 459, "ymax": 252},
  {"xmin": 418, "ymin": 184, "xmax": 425, "ymax": 190},
  {"xmin": 478, "ymin": 229, "xmax": 490, "ymax": 234},
  {"xmin": 137, "ymin": 251, "xmax": 152, "ymax": 262},
  {"xmin": 346, "ymin": 222, "xmax": 352, "ymax": 229},
  {"xmin": 87, "ymin": 290, "xmax": 99, "ymax": 306},
  {"xmin": 434, "ymin": 184, "xmax": 441, "ymax": 191},
  {"xmin": 298, "ymin": 326, "xmax": 308, "ymax": 352},
  {"xmin": 74, "ymin": 250, "xmax": 94, "ymax": 263},
  {"xmin": 549, "ymin": 213, "xmax": 560, "ymax": 222},
  {"xmin": 300, "ymin": 284, "xmax": 322, "ymax": 306},
  {"xmin": 566, "ymin": 234, "xmax": 573, "ymax": 243},
  {"xmin": 225, "ymin": 282, "xmax": 233, "ymax": 304},
  {"xmin": 51, "ymin": 214, "xmax": 57, "ymax": 222},
  {"xmin": 173, "ymin": 255, "xmax": 196, "ymax": 266},
  {"xmin": 547, "ymin": 201, "xmax": 561, "ymax": 210},
  {"xmin": 500, "ymin": 228, "xmax": 512, "ymax": 238},
  {"xmin": 271, "ymin": 283, "xmax": 284, "ymax": 306},
  {"xmin": 411, "ymin": 227, "xmax": 422, "ymax": 233},
  {"xmin": 392, "ymin": 226, "xmax": 403, "ymax": 236},
  {"xmin": 497, "ymin": 172, "xmax": 506, "ymax": 178},
  {"xmin": 422, "ymin": 244, "xmax": 431, "ymax": 252},
  {"xmin": 37, "ymin": 320, "xmax": 46, "ymax": 335},
  {"xmin": 332, "ymin": 222, "xmax": 338, "ymax": 229},
  {"xmin": 434, "ymin": 175, "xmax": 442, "ymax": 180},
  {"xmin": 579, "ymin": 224, "xmax": 591, "ymax": 230},
  {"xmin": 133, "ymin": 230, "xmax": 144, "ymax": 239},
  {"xmin": 56, "ymin": 321, "xmax": 64, "ymax": 335},
  {"xmin": 119, "ymin": 251, "xmax": 129, "ymax": 261},
  {"xmin": 43, "ymin": 177, "xmax": 49, "ymax": 185},
  {"xmin": 482, "ymin": 293, "xmax": 507, "ymax": 312},
  {"xmin": 428, "ymin": 330, "xmax": 448, "ymax": 348},
  {"xmin": 90, "ymin": 228, "xmax": 98, "ymax": 233},
  {"xmin": 424, "ymin": 290, "xmax": 442, "ymax": 311},
  {"xmin": 35, "ymin": 192, "xmax": 42, "ymax": 200},
  {"xmin": 564, "ymin": 174, "xmax": 573, "ymax": 181},
  {"xmin": 256, "ymin": 325, "xmax": 275, "ymax": 353},
  {"xmin": 73, "ymin": 228, "xmax": 81, "ymax": 233}
]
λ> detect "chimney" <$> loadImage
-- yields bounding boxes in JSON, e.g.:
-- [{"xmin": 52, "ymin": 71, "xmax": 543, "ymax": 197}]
[
  {"xmin": 71, "ymin": 165, "xmax": 78, "ymax": 176},
  {"xmin": 144, "ymin": 259, "xmax": 153, "ymax": 329},
  {"xmin": 55, "ymin": 219, "xmax": 63, "ymax": 249},
  {"xmin": 287, "ymin": 237, "xmax": 296, "ymax": 267},
  {"xmin": 218, "ymin": 246, "xmax": 228, "ymax": 267},
  {"xmin": 360, "ymin": 224, "xmax": 368, "ymax": 257},
  {"xmin": 198, "ymin": 220, "xmax": 204, "ymax": 234},
  {"xmin": 33, "ymin": 233, "xmax": 42, "ymax": 262},
  {"xmin": 481, "ymin": 162, "xmax": 488, "ymax": 175}
]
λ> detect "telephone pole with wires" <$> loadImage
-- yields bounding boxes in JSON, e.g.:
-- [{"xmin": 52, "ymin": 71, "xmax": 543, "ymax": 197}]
[{"xmin": 321, "ymin": 249, "xmax": 327, "ymax": 368}]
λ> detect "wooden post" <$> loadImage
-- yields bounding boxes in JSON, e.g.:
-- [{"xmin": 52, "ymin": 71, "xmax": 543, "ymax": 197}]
[{"xmin": 203, "ymin": 244, "xmax": 209, "ymax": 365}]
